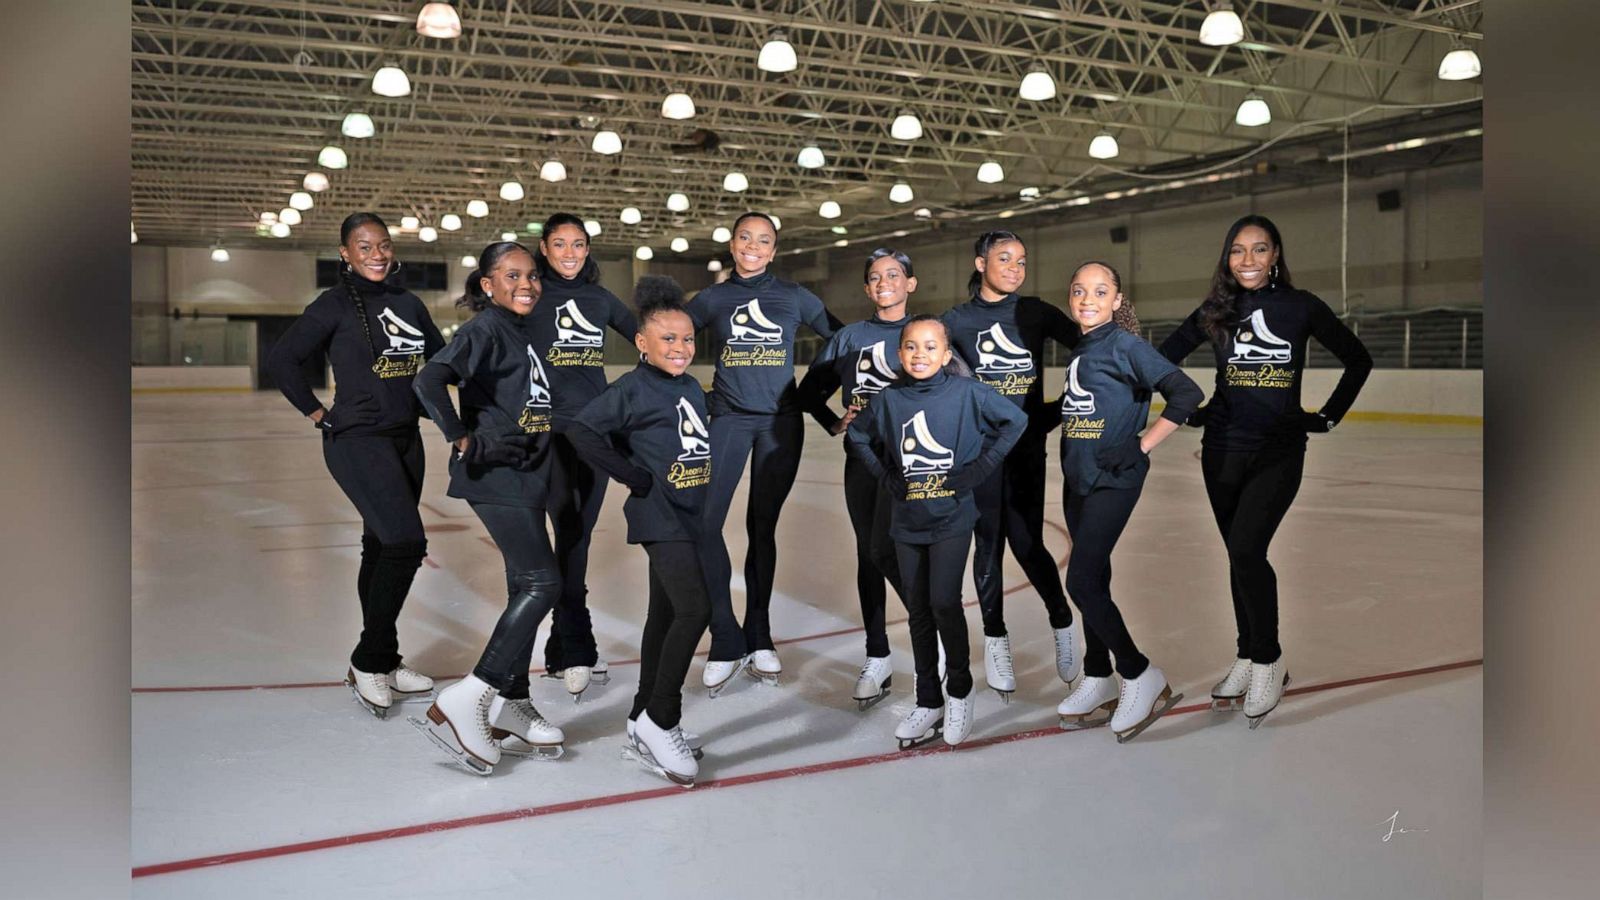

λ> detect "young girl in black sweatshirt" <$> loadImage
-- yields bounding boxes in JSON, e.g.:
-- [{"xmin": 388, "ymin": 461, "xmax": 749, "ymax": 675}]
[
  {"xmin": 409, "ymin": 241, "xmax": 566, "ymax": 776},
  {"xmin": 564, "ymin": 276, "xmax": 714, "ymax": 787},
  {"xmin": 1052, "ymin": 262, "xmax": 1203, "ymax": 744},
  {"xmin": 264, "ymin": 211, "xmax": 444, "ymax": 720},
  {"xmin": 846, "ymin": 316, "xmax": 1026, "ymax": 749}
]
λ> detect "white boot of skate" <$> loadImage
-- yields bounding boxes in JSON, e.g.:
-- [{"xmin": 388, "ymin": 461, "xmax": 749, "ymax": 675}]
[
  {"xmin": 346, "ymin": 667, "xmax": 393, "ymax": 718},
  {"xmin": 1057, "ymin": 674, "xmax": 1119, "ymax": 730},
  {"xmin": 1110, "ymin": 665, "xmax": 1183, "ymax": 744},
  {"xmin": 944, "ymin": 691, "xmax": 976, "ymax": 746},
  {"xmin": 626, "ymin": 712, "xmax": 698, "ymax": 787},
  {"xmin": 1210, "ymin": 658, "xmax": 1252, "ymax": 711},
  {"xmin": 852, "ymin": 656, "xmax": 893, "ymax": 710},
  {"xmin": 489, "ymin": 695, "xmax": 565, "ymax": 759},
  {"xmin": 895, "ymin": 705, "xmax": 944, "ymax": 751},
  {"xmin": 410, "ymin": 675, "xmax": 500, "ymax": 775},
  {"xmin": 562, "ymin": 666, "xmax": 592, "ymax": 703},
  {"xmin": 984, "ymin": 635, "xmax": 1015, "ymax": 702},
  {"xmin": 702, "ymin": 657, "xmax": 747, "ymax": 697},
  {"xmin": 628, "ymin": 717, "xmax": 703, "ymax": 759},
  {"xmin": 1053, "ymin": 622, "xmax": 1082, "ymax": 684},
  {"xmin": 747, "ymin": 649, "xmax": 782, "ymax": 686},
  {"xmin": 386, "ymin": 663, "xmax": 435, "ymax": 701},
  {"xmin": 1244, "ymin": 659, "xmax": 1290, "ymax": 729}
]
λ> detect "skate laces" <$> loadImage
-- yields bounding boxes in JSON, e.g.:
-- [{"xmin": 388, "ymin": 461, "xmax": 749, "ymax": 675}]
[
  {"xmin": 990, "ymin": 638, "xmax": 1014, "ymax": 679},
  {"xmin": 667, "ymin": 726, "xmax": 692, "ymax": 758}
]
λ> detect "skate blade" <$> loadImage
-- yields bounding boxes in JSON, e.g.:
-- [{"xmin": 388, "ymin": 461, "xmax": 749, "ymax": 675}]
[
  {"xmin": 1114, "ymin": 690, "xmax": 1185, "ymax": 745},
  {"xmin": 620, "ymin": 743, "xmax": 696, "ymax": 788},
  {"xmin": 1247, "ymin": 674, "xmax": 1291, "ymax": 729},
  {"xmin": 896, "ymin": 719, "xmax": 946, "ymax": 751},
  {"xmin": 543, "ymin": 670, "xmax": 613, "ymax": 686},
  {"xmin": 991, "ymin": 688, "xmax": 1013, "ymax": 705},
  {"xmin": 855, "ymin": 690, "xmax": 891, "ymax": 712},
  {"xmin": 407, "ymin": 715, "xmax": 494, "ymax": 776},
  {"xmin": 745, "ymin": 665, "xmax": 781, "ymax": 686},
  {"xmin": 391, "ymin": 689, "xmax": 436, "ymax": 704},
  {"xmin": 499, "ymin": 739, "xmax": 566, "ymax": 760},
  {"xmin": 1210, "ymin": 695, "xmax": 1243, "ymax": 712},
  {"xmin": 345, "ymin": 681, "xmax": 391, "ymax": 719},
  {"xmin": 1058, "ymin": 701, "xmax": 1117, "ymax": 731}
]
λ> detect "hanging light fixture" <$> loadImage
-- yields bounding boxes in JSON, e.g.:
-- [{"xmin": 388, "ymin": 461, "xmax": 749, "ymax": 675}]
[
  {"xmin": 540, "ymin": 159, "xmax": 568, "ymax": 183},
  {"xmin": 671, "ymin": 237, "xmax": 690, "ymax": 252},
  {"xmin": 419, "ymin": 226, "xmax": 438, "ymax": 243},
  {"xmin": 769, "ymin": 215, "xmax": 781, "ymax": 230},
  {"xmin": 723, "ymin": 171, "xmax": 749, "ymax": 192},
  {"xmin": 401, "ymin": 215, "xmax": 420, "ymax": 231},
  {"xmin": 592, "ymin": 129, "xmax": 623, "ymax": 155},
  {"xmin": 270, "ymin": 222, "xmax": 291, "ymax": 238},
  {"xmin": 371, "ymin": 64, "xmax": 411, "ymax": 98},
  {"xmin": 440, "ymin": 214, "xmax": 462, "ymax": 231},
  {"xmin": 584, "ymin": 219, "xmax": 602, "ymax": 237},
  {"xmin": 890, "ymin": 111, "xmax": 923, "ymax": 141},
  {"xmin": 712, "ymin": 226, "xmax": 731, "ymax": 242},
  {"xmin": 1088, "ymin": 132, "xmax": 1120, "ymax": 159},
  {"xmin": 278, "ymin": 207, "xmax": 302, "ymax": 226},
  {"xmin": 635, "ymin": 246, "xmax": 654, "ymax": 260},
  {"xmin": 1235, "ymin": 92, "xmax": 1271, "ymax": 127},
  {"xmin": 833, "ymin": 239, "xmax": 849, "ymax": 247},
  {"xmin": 976, "ymin": 161, "xmax": 1005, "ymax": 183},
  {"xmin": 796, "ymin": 143, "xmax": 826, "ymax": 169},
  {"xmin": 387, "ymin": 225, "xmax": 400, "ymax": 236},
  {"xmin": 1438, "ymin": 45, "xmax": 1481, "ymax": 80},
  {"xmin": 500, "ymin": 180, "xmax": 525, "ymax": 201},
  {"xmin": 1018, "ymin": 62, "xmax": 1057, "ymax": 101},
  {"xmin": 416, "ymin": 2, "xmax": 462, "ymax": 39},
  {"xmin": 289, "ymin": 191, "xmax": 314, "ymax": 211},
  {"xmin": 500, "ymin": 231, "xmax": 517, "ymax": 241},
  {"xmin": 1199, "ymin": 3, "xmax": 1244, "ymax": 46},
  {"xmin": 707, "ymin": 259, "xmax": 723, "ymax": 272},
  {"xmin": 913, "ymin": 207, "xmax": 932, "ymax": 219},
  {"xmin": 210, "ymin": 243, "xmax": 230, "ymax": 263},
  {"xmin": 830, "ymin": 226, "xmax": 848, "ymax": 235},
  {"xmin": 661, "ymin": 92, "xmax": 696, "ymax": 119},
  {"xmin": 666, "ymin": 192, "xmax": 690, "ymax": 212},
  {"xmin": 259, "ymin": 211, "xmax": 277, "ymax": 225},
  {"xmin": 340, "ymin": 112, "xmax": 375, "ymax": 139},
  {"xmin": 303, "ymin": 172, "xmax": 330, "ymax": 192},
  {"xmin": 889, "ymin": 182, "xmax": 914, "ymax": 204},
  {"xmin": 317, "ymin": 145, "xmax": 348, "ymax": 169},
  {"xmin": 461, "ymin": 254, "xmax": 478, "ymax": 267},
  {"xmin": 620, "ymin": 206, "xmax": 643, "ymax": 225},
  {"xmin": 758, "ymin": 30, "xmax": 798, "ymax": 73},
  {"xmin": 818, "ymin": 200, "xmax": 842, "ymax": 218},
  {"xmin": 466, "ymin": 200, "xmax": 489, "ymax": 218},
  {"xmin": 1020, "ymin": 186, "xmax": 1041, "ymax": 200}
]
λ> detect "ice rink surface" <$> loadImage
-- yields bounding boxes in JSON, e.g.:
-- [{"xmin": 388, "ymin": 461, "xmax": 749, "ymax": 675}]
[{"xmin": 133, "ymin": 392, "xmax": 1481, "ymax": 898}]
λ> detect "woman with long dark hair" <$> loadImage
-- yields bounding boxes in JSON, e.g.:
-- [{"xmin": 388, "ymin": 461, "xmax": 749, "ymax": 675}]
[
  {"xmin": 265, "ymin": 211, "xmax": 444, "ymax": 720},
  {"xmin": 1158, "ymin": 214, "xmax": 1372, "ymax": 728},
  {"xmin": 528, "ymin": 211, "xmax": 638, "ymax": 702}
]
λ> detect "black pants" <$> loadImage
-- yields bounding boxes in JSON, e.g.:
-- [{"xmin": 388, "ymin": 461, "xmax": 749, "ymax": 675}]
[
  {"xmin": 844, "ymin": 456, "xmax": 904, "ymax": 658},
  {"xmin": 629, "ymin": 541, "xmax": 714, "ymax": 729},
  {"xmin": 972, "ymin": 436, "xmax": 1074, "ymax": 638},
  {"xmin": 896, "ymin": 531, "xmax": 974, "ymax": 707},
  {"xmin": 468, "ymin": 501, "xmax": 562, "ymax": 698},
  {"xmin": 702, "ymin": 410, "xmax": 804, "ymax": 660},
  {"xmin": 1200, "ymin": 448, "xmax": 1306, "ymax": 665},
  {"xmin": 542, "ymin": 433, "xmax": 605, "ymax": 672},
  {"xmin": 323, "ymin": 429, "xmax": 428, "ymax": 673},
  {"xmin": 1064, "ymin": 482, "xmax": 1150, "ymax": 680}
]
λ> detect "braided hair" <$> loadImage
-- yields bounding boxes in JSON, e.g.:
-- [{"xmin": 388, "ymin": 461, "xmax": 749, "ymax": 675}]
[
  {"xmin": 1071, "ymin": 260, "xmax": 1142, "ymax": 336},
  {"xmin": 900, "ymin": 313, "xmax": 973, "ymax": 378},
  {"xmin": 338, "ymin": 211, "xmax": 389, "ymax": 359}
]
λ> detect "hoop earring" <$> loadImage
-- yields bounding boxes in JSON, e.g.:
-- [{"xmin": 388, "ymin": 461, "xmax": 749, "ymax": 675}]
[{"xmin": 344, "ymin": 261, "xmax": 354, "ymax": 274}]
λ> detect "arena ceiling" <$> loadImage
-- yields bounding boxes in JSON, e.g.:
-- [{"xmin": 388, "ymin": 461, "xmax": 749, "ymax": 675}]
[{"xmin": 131, "ymin": 0, "xmax": 1483, "ymax": 257}]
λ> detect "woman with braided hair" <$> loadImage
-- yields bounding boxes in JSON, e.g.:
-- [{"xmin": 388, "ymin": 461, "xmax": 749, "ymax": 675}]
[{"xmin": 266, "ymin": 211, "xmax": 446, "ymax": 720}]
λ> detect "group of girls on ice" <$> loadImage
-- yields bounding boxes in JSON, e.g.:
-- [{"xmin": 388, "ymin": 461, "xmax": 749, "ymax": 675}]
[{"xmin": 269, "ymin": 208, "xmax": 1372, "ymax": 786}]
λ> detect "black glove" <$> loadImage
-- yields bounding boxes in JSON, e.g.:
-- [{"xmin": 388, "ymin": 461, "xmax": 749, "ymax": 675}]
[
  {"xmin": 1030, "ymin": 400, "xmax": 1063, "ymax": 435},
  {"xmin": 321, "ymin": 394, "xmax": 381, "ymax": 434},
  {"xmin": 1297, "ymin": 411, "xmax": 1332, "ymax": 434},
  {"xmin": 461, "ymin": 432, "xmax": 537, "ymax": 467},
  {"xmin": 1185, "ymin": 405, "xmax": 1210, "ymax": 428},
  {"xmin": 880, "ymin": 469, "xmax": 915, "ymax": 498},
  {"xmin": 622, "ymin": 466, "xmax": 654, "ymax": 498},
  {"xmin": 1095, "ymin": 436, "xmax": 1147, "ymax": 474}
]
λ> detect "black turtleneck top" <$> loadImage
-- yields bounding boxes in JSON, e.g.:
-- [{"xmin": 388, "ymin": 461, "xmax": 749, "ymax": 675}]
[
  {"xmin": 524, "ymin": 273, "xmax": 638, "ymax": 424},
  {"xmin": 942, "ymin": 292, "xmax": 1080, "ymax": 439},
  {"xmin": 685, "ymin": 269, "xmax": 840, "ymax": 416},
  {"xmin": 794, "ymin": 312, "xmax": 909, "ymax": 434}
]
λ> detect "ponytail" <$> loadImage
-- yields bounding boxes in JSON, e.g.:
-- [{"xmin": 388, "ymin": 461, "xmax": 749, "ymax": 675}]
[{"xmin": 336, "ymin": 211, "xmax": 390, "ymax": 359}]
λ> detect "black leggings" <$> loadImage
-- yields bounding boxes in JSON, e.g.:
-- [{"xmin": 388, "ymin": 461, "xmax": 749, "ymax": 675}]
[
  {"xmin": 468, "ymin": 501, "xmax": 562, "ymax": 698},
  {"xmin": 972, "ymin": 436, "xmax": 1074, "ymax": 638},
  {"xmin": 543, "ymin": 433, "xmax": 605, "ymax": 671},
  {"xmin": 322, "ymin": 429, "xmax": 427, "ymax": 673},
  {"xmin": 844, "ymin": 456, "xmax": 904, "ymax": 658},
  {"xmin": 1064, "ymin": 483, "xmax": 1149, "ymax": 680},
  {"xmin": 1200, "ymin": 448, "xmax": 1306, "ymax": 665},
  {"xmin": 630, "ymin": 541, "xmax": 714, "ymax": 729},
  {"xmin": 895, "ymin": 531, "xmax": 974, "ymax": 707},
  {"xmin": 702, "ymin": 411, "xmax": 804, "ymax": 660}
]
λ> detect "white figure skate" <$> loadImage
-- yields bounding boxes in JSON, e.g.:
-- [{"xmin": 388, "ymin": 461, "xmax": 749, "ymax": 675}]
[
  {"xmin": 622, "ymin": 712, "xmax": 699, "ymax": 787},
  {"xmin": 489, "ymin": 696, "xmax": 565, "ymax": 760},
  {"xmin": 628, "ymin": 717, "xmax": 704, "ymax": 760},
  {"xmin": 386, "ymin": 663, "xmax": 435, "ymax": 703},
  {"xmin": 944, "ymin": 692, "xmax": 976, "ymax": 746},
  {"xmin": 852, "ymin": 656, "xmax": 893, "ymax": 711},
  {"xmin": 409, "ymin": 675, "xmax": 500, "ymax": 776},
  {"xmin": 1210, "ymin": 658, "xmax": 1252, "ymax": 712},
  {"xmin": 702, "ymin": 657, "xmax": 748, "ymax": 698},
  {"xmin": 1057, "ymin": 674, "xmax": 1119, "ymax": 730},
  {"xmin": 984, "ymin": 634, "xmax": 1016, "ymax": 703},
  {"xmin": 1244, "ymin": 659, "xmax": 1291, "ymax": 729},
  {"xmin": 346, "ymin": 667, "xmax": 393, "ymax": 719},
  {"xmin": 1110, "ymin": 666, "xmax": 1183, "ymax": 745},
  {"xmin": 1053, "ymin": 622, "xmax": 1082, "ymax": 684},
  {"xmin": 746, "ymin": 649, "xmax": 782, "ymax": 687},
  {"xmin": 895, "ymin": 705, "xmax": 945, "ymax": 751}
]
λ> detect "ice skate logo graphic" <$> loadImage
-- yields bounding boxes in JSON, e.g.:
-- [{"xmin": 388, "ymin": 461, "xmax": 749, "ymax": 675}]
[
  {"xmin": 974, "ymin": 323, "xmax": 1031, "ymax": 374},
  {"xmin": 730, "ymin": 298, "xmax": 783, "ymax": 344},
  {"xmin": 1060, "ymin": 357, "xmax": 1096, "ymax": 416},
  {"xmin": 899, "ymin": 410, "xmax": 955, "ymax": 475},
  {"xmin": 1228, "ymin": 309, "xmax": 1292, "ymax": 364},
  {"xmin": 525, "ymin": 346, "xmax": 552, "ymax": 408},
  {"xmin": 852, "ymin": 341, "xmax": 895, "ymax": 400},
  {"xmin": 554, "ymin": 299, "xmax": 604, "ymax": 347},
  {"xmin": 378, "ymin": 307, "xmax": 425, "ymax": 355},
  {"xmin": 675, "ymin": 397, "xmax": 711, "ymax": 462}
]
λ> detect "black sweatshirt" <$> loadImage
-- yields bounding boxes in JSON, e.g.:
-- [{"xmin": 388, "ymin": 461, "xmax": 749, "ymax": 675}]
[
  {"xmin": 845, "ymin": 370, "xmax": 1027, "ymax": 543},
  {"xmin": 942, "ymin": 292, "xmax": 1080, "ymax": 439},
  {"xmin": 1057, "ymin": 323, "xmax": 1204, "ymax": 495},
  {"xmin": 685, "ymin": 270, "xmax": 840, "ymax": 416},
  {"xmin": 794, "ymin": 313, "xmax": 908, "ymax": 433},
  {"xmin": 566, "ymin": 363, "xmax": 712, "ymax": 544},
  {"xmin": 526, "ymin": 274, "xmax": 638, "ymax": 423},
  {"xmin": 1158, "ymin": 286, "xmax": 1373, "ymax": 452},
  {"xmin": 265, "ymin": 281, "xmax": 444, "ymax": 436},
  {"xmin": 412, "ymin": 304, "xmax": 557, "ymax": 508}
]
